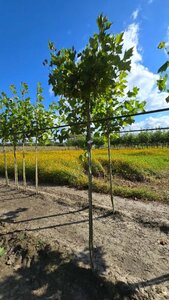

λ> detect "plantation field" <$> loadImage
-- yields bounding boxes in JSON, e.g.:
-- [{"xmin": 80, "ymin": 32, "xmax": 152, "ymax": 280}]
[{"xmin": 0, "ymin": 147, "xmax": 168, "ymax": 202}]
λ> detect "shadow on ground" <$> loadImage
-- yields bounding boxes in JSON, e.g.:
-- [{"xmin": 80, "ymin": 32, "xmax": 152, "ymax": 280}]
[
  {"xmin": 0, "ymin": 246, "xmax": 138, "ymax": 300},
  {"xmin": 0, "ymin": 231, "xmax": 168, "ymax": 300}
]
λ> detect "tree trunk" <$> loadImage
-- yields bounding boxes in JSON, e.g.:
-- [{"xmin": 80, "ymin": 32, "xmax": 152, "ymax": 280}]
[
  {"xmin": 22, "ymin": 141, "xmax": 26, "ymax": 189},
  {"xmin": 13, "ymin": 144, "xmax": 19, "ymax": 188},
  {"xmin": 35, "ymin": 136, "xmax": 38, "ymax": 194},
  {"xmin": 3, "ymin": 141, "xmax": 9, "ymax": 186},
  {"xmin": 107, "ymin": 133, "xmax": 115, "ymax": 213},
  {"xmin": 86, "ymin": 99, "xmax": 94, "ymax": 269}
]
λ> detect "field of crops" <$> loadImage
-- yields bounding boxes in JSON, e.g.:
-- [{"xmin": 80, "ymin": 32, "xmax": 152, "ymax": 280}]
[{"xmin": 0, "ymin": 147, "xmax": 169, "ymax": 202}]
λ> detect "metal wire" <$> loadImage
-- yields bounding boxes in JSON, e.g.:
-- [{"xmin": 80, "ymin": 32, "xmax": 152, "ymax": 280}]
[{"xmin": 0, "ymin": 106, "xmax": 169, "ymax": 134}]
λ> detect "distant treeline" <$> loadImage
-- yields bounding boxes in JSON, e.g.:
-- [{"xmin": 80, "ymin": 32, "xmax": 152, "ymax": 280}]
[
  {"xmin": 1, "ymin": 130, "xmax": 168, "ymax": 149},
  {"xmin": 65, "ymin": 130, "xmax": 169, "ymax": 148}
]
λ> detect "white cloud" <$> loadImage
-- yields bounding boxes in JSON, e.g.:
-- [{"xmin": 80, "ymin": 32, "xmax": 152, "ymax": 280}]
[
  {"xmin": 148, "ymin": 0, "xmax": 154, "ymax": 4},
  {"xmin": 49, "ymin": 85, "xmax": 54, "ymax": 97},
  {"xmin": 123, "ymin": 22, "xmax": 169, "ymax": 110},
  {"xmin": 123, "ymin": 23, "xmax": 142, "ymax": 63},
  {"xmin": 126, "ymin": 115, "xmax": 169, "ymax": 130},
  {"xmin": 131, "ymin": 9, "xmax": 139, "ymax": 21},
  {"xmin": 166, "ymin": 26, "xmax": 169, "ymax": 46}
]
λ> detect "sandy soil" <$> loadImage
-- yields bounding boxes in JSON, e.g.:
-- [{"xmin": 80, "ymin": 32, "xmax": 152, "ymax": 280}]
[{"xmin": 0, "ymin": 179, "xmax": 169, "ymax": 299}]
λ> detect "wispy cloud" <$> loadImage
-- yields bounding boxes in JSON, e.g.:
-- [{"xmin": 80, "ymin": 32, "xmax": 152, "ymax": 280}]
[
  {"xmin": 49, "ymin": 85, "xmax": 54, "ymax": 97},
  {"xmin": 123, "ymin": 23, "xmax": 142, "ymax": 63},
  {"xmin": 166, "ymin": 26, "xmax": 169, "ymax": 45},
  {"xmin": 148, "ymin": 0, "xmax": 154, "ymax": 4},
  {"xmin": 126, "ymin": 115, "xmax": 169, "ymax": 130},
  {"xmin": 131, "ymin": 9, "xmax": 140, "ymax": 21}
]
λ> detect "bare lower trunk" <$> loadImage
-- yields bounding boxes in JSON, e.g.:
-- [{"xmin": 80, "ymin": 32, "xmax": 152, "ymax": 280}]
[
  {"xmin": 35, "ymin": 137, "xmax": 38, "ymax": 194},
  {"xmin": 86, "ymin": 100, "xmax": 94, "ymax": 269},
  {"xmin": 107, "ymin": 133, "xmax": 115, "ymax": 213},
  {"xmin": 13, "ymin": 144, "xmax": 19, "ymax": 188},
  {"xmin": 3, "ymin": 141, "xmax": 9, "ymax": 186},
  {"xmin": 22, "ymin": 142, "xmax": 26, "ymax": 189}
]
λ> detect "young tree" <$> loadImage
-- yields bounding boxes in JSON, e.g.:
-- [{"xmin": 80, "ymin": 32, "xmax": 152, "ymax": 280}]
[
  {"xmin": 0, "ymin": 92, "xmax": 10, "ymax": 185},
  {"xmin": 8, "ymin": 84, "xmax": 34, "ymax": 189},
  {"xmin": 34, "ymin": 83, "xmax": 56, "ymax": 194},
  {"xmin": 8, "ymin": 85, "xmax": 20, "ymax": 188},
  {"xmin": 46, "ymin": 14, "xmax": 144, "ymax": 267},
  {"xmin": 17, "ymin": 83, "xmax": 34, "ymax": 189},
  {"xmin": 94, "ymin": 85, "xmax": 145, "ymax": 212}
]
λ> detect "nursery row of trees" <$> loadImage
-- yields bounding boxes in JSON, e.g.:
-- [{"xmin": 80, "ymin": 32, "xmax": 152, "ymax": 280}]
[
  {"xmin": 0, "ymin": 83, "xmax": 57, "ymax": 192},
  {"xmin": 0, "ymin": 14, "xmax": 168, "ymax": 268},
  {"xmin": 111, "ymin": 130, "xmax": 169, "ymax": 147},
  {"xmin": 65, "ymin": 130, "xmax": 169, "ymax": 148}
]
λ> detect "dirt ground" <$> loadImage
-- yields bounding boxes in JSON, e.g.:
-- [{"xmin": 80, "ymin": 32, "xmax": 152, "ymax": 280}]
[{"xmin": 0, "ymin": 178, "xmax": 169, "ymax": 300}]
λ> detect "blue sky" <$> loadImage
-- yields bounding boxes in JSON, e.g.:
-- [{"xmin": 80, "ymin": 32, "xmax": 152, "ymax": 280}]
[{"xmin": 0, "ymin": 0, "xmax": 169, "ymax": 129}]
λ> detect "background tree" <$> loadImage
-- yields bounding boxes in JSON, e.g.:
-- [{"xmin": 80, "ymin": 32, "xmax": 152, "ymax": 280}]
[
  {"xmin": 150, "ymin": 130, "xmax": 163, "ymax": 147},
  {"xmin": 138, "ymin": 131, "xmax": 150, "ymax": 148}
]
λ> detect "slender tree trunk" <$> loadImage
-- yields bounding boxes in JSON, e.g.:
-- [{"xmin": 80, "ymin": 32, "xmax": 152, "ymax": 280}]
[
  {"xmin": 13, "ymin": 144, "xmax": 19, "ymax": 188},
  {"xmin": 107, "ymin": 133, "xmax": 115, "ymax": 213},
  {"xmin": 3, "ymin": 141, "xmax": 9, "ymax": 186},
  {"xmin": 35, "ymin": 136, "xmax": 38, "ymax": 194},
  {"xmin": 22, "ymin": 141, "xmax": 26, "ymax": 190},
  {"xmin": 86, "ymin": 99, "xmax": 94, "ymax": 269}
]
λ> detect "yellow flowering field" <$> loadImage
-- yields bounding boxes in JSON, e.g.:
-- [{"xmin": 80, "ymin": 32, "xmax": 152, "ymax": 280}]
[{"xmin": 0, "ymin": 147, "xmax": 168, "ymax": 201}]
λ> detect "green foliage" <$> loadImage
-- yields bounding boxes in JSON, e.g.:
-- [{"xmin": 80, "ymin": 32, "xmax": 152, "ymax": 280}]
[
  {"xmin": 157, "ymin": 41, "xmax": 169, "ymax": 102},
  {"xmin": 0, "ymin": 92, "xmax": 10, "ymax": 143},
  {"xmin": 14, "ymin": 83, "xmax": 34, "ymax": 143},
  {"xmin": 34, "ymin": 82, "xmax": 57, "ymax": 144},
  {"xmin": 0, "ymin": 82, "xmax": 57, "ymax": 146},
  {"xmin": 66, "ymin": 135, "xmax": 105, "ymax": 148},
  {"xmin": 158, "ymin": 41, "xmax": 166, "ymax": 49},
  {"xmin": 47, "ymin": 14, "xmax": 145, "ymax": 141},
  {"xmin": 66, "ymin": 135, "xmax": 86, "ymax": 149},
  {"xmin": 109, "ymin": 130, "xmax": 169, "ymax": 147}
]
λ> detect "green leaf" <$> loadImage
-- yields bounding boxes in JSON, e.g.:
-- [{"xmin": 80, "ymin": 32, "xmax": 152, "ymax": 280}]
[
  {"xmin": 48, "ymin": 41, "xmax": 56, "ymax": 51},
  {"xmin": 158, "ymin": 41, "xmax": 166, "ymax": 49},
  {"xmin": 166, "ymin": 95, "xmax": 169, "ymax": 103},
  {"xmin": 124, "ymin": 48, "xmax": 133, "ymax": 60},
  {"xmin": 158, "ymin": 61, "xmax": 169, "ymax": 73},
  {"xmin": 157, "ymin": 75, "xmax": 168, "ymax": 91},
  {"xmin": 115, "ymin": 33, "xmax": 124, "ymax": 45}
]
